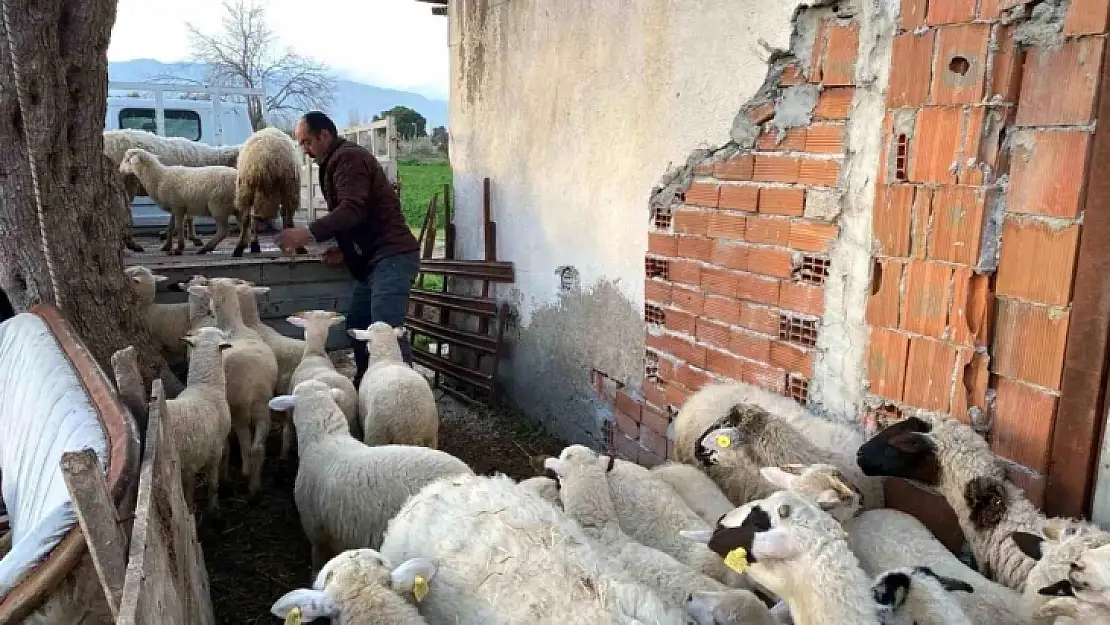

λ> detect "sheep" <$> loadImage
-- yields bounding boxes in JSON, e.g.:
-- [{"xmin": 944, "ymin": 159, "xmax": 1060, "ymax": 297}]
[
  {"xmin": 163, "ymin": 326, "xmax": 233, "ymax": 513},
  {"xmin": 187, "ymin": 277, "xmax": 279, "ymax": 496},
  {"xmin": 545, "ymin": 445, "xmax": 778, "ymax": 625},
  {"xmin": 1069, "ymin": 541, "xmax": 1110, "ymax": 608},
  {"xmin": 268, "ymin": 379, "xmax": 473, "ymax": 574},
  {"xmin": 650, "ymin": 462, "xmax": 735, "ymax": 526},
  {"xmin": 233, "ymin": 127, "xmax": 303, "ymax": 257},
  {"xmin": 286, "ymin": 309, "xmax": 360, "ymax": 445},
  {"xmin": 517, "ymin": 475, "xmax": 562, "ymax": 508},
  {"xmin": 271, "ymin": 548, "xmax": 435, "ymax": 624},
  {"xmin": 683, "ymin": 488, "xmax": 883, "ymax": 625},
  {"xmin": 856, "ymin": 413, "xmax": 1109, "ymax": 592},
  {"xmin": 349, "ymin": 322, "xmax": 438, "ymax": 448},
  {"xmin": 673, "ymin": 381, "xmax": 882, "ymax": 508},
  {"xmin": 377, "ymin": 471, "xmax": 686, "ymax": 625},
  {"xmin": 871, "ymin": 567, "xmax": 975, "ymax": 625},
  {"xmin": 1032, "ymin": 595, "xmax": 1110, "ymax": 623},
  {"xmin": 125, "ymin": 265, "xmax": 191, "ymax": 363},
  {"xmin": 761, "ymin": 462, "xmax": 1028, "ymax": 625},
  {"xmin": 1010, "ymin": 519, "xmax": 1110, "ymax": 624},
  {"xmin": 686, "ymin": 591, "xmax": 793, "ymax": 625},
  {"xmin": 118, "ymin": 148, "xmax": 241, "ymax": 255}
]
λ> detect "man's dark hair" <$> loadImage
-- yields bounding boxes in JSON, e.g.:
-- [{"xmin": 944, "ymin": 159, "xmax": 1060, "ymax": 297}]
[{"xmin": 301, "ymin": 110, "xmax": 338, "ymax": 137}]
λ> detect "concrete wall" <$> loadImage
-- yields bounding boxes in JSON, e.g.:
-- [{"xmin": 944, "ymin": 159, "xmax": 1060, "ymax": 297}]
[{"xmin": 445, "ymin": 0, "xmax": 801, "ymax": 446}]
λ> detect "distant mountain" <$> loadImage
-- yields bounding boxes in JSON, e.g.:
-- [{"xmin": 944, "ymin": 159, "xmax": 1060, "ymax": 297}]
[{"xmin": 108, "ymin": 59, "xmax": 449, "ymax": 129}]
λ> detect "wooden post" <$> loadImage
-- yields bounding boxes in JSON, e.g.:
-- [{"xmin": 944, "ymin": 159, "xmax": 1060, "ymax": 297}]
[{"xmin": 60, "ymin": 449, "xmax": 127, "ymax": 618}]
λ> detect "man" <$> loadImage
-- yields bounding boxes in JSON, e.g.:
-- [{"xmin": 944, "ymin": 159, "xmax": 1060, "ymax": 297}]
[{"xmin": 277, "ymin": 111, "xmax": 421, "ymax": 386}]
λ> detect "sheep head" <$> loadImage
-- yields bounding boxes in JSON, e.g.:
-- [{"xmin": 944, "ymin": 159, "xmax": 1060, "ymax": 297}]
[
  {"xmin": 288, "ymin": 310, "xmax": 346, "ymax": 331},
  {"xmin": 871, "ymin": 566, "xmax": 974, "ymax": 625},
  {"xmin": 269, "ymin": 379, "xmax": 350, "ymax": 437},
  {"xmin": 119, "ymin": 148, "xmax": 156, "ymax": 175},
  {"xmin": 693, "ymin": 404, "xmax": 769, "ymax": 466},
  {"xmin": 686, "ymin": 589, "xmax": 774, "ymax": 625},
  {"xmin": 181, "ymin": 326, "xmax": 232, "ymax": 351},
  {"xmin": 760, "ymin": 463, "xmax": 862, "ymax": 522},
  {"xmin": 347, "ymin": 321, "xmax": 407, "ymax": 363}
]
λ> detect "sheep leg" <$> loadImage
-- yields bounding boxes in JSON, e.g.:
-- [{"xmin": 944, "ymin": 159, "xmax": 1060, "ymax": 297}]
[
  {"xmin": 198, "ymin": 213, "xmax": 230, "ymax": 255},
  {"xmin": 205, "ymin": 453, "xmax": 221, "ymax": 514},
  {"xmin": 247, "ymin": 401, "xmax": 271, "ymax": 497},
  {"xmin": 234, "ymin": 422, "xmax": 252, "ymax": 479},
  {"xmin": 249, "ymin": 216, "xmax": 262, "ymax": 255},
  {"xmin": 279, "ymin": 410, "xmax": 294, "ymax": 461},
  {"xmin": 174, "ymin": 211, "xmax": 188, "ymax": 256},
  {"xmin": 187, "ymin": 218, "xmax": 203, "ymax": 247},
  {"xmin": 232, "ymin": 185, "xmax": 255, "ymax": 257},
  {"xmin": 161, "ymin": 213, "xmax": 175, "ymax": 253}
]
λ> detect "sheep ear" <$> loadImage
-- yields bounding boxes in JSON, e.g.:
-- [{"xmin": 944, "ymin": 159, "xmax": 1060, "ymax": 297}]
[
  {"xmin": 760, "ymin": 467, "xmax": 797, "ymax": 490},
  {"xmin": 270, "ymin": 588, "xmax": 338, "ymax": 621},
  {"xmin": 131, "ymin": 275, "xmax": 143, "ymax": 284},
  {"xmin": 347, "ymin": 329, "xmax": 370, "ymax": 341},
  {"xmin": 1011, "ymin": 532, "xmax": 1045, "ymax": 561},
  {"xmin": 286, "ymin": 316, "xmax": 307, "ymax": 328},
  {"xmin": 390, "ymin": 557, "xmax": 438, "ymax": 595},
  {"xmin": 330, "ymin": 388, "xmax": 345, "ymax": 403},
  {"xmin": 187, "ymin": 285, "xmax": 210, "ymax": 297},
  {"xmin": 218, "ymin": 341, "xmax": 233, "ymax": 352},
  {"xmin": 252, "ymin": 286, "xmax": 270, "ymax": 296},
  {"xmin": 679, "ymin": 529, "xmax": 713, "ymax": 543},
  {"xmin": 269, "ymin": 395, "xmax": 297, "ymax": 411},
  {"xmin": 752, "ymin": 528, "xmax": 802, "ymax": 561},
  {"xmin": 934, "ymin": 575, "xmax": 974, "ymax": 594},
  {"xmin": 153, "ymin": 275, "xmax": 169, "ymax": 283},
  {"xmin": 543, "ymin": 457, "xmax": 567, "ymax": 477},
  {"xmin": 181, "ymin": 336, "xmax": 196, "ymax": 348},
  {"xmin": 1034, "ymin": 597, "xmax": 1080, "ymax": 619},
  {"xmin": 328, "ymin": 314, "xmax": 346, "ymax": 327},
  {"xmin": 814, "ymin": 489, "xmax": 844, "ymax": 511}
]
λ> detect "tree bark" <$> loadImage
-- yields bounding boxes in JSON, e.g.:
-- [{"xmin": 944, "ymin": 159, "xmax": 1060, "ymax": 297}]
[{"xmin": 0, "ymin": 0, "xmax": 183, "ymax": 400}]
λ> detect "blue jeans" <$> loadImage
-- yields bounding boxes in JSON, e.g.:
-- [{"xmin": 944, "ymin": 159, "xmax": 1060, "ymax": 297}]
[{"xmin": 347, "ymin": 251, "xmax": 421, "ymax": 383}]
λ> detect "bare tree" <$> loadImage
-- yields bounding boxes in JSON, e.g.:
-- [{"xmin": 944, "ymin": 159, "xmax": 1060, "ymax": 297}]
[{"xmin": 186, "ymin": 0, "xmax": 337, "ymax": 129}]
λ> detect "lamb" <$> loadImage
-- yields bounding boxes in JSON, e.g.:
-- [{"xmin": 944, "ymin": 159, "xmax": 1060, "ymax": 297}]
[
  {"xmin": 1010, "ymin": 519, "xmax": 1110, "ymax": 624},
  {"xmin": 287, "ymin": 309, "xmax": 360, "ymax": 444},
  {"xmin": 377, "ymin": 470, "xmax": 686, "ymax": 625},
  {"xmin": 187, "ymin": 277, "xmax": 279, "ymax": 496},
  {"xmin": 673, "ymin": 381, "xmax": 882, "ymax": 508},
  {"xmin": 349, "ymin": 322, "xmax": 438, "ymax": 448},
  {"xmin": 268, "ymin": 379, "xmax": 473, "ymax": 574},
  {"xmin": 271, "ymin": 548, "xmax": 435, "ymax": 625},
  {"xmin": 761, "ymin": 462, "xmax": 1027, "ymax": 625},
  {"xmin": 118, "ymin": 148, "xmax": 241, "ymax": 255},
  {"xmin": 233, "ymin": 127, "xmax": 304, "ymax": 257},
  {"xmin": 1069, "ymin": 541, "xmax": 1110, "ymax": 608},
  {"xmin": 517, "ymin": 475, "xmax": 562, "ymax": 508},
  {"xmin": 545, "ymin": 445, "xmax": 777, "ymax": 625},
  {"xmin": 856, "ymin": 413, "xmax": 1110, "ymax": 592},
  {"xmin": 683, "ymin": 488, "xmax": 883, "ymax": 625},
  {"xmin": 871, "ymin": 567, "xmax": 975, "ymax": 625},
  {"xmin": 1031, "ymin": 595, "xmax": 1110, "ymax": 623},
  {"xmin": 125, "ymin": 265, "xmax": 191, "ymax": 363},
  {"xmin": 650, "ymin": 462, "xmax": 735, "ymax": 526}
]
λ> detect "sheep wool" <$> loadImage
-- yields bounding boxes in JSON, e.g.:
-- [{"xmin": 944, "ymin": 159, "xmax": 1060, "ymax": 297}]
[
  {"xmin": 517, "ymin": 476, "xmax": 562, "ymax": 509},
  {"xmin": 649, "ymin": 462, "xmax": 735, "ymax": 526},
  {"xmin": 871, "ymin": 567, "xmax": 975, "ymax": 625},
  {"xmin": 286, "ymin": 309, "xmax": 360, "ymax": 441},
  {"xmin": 1011, "ymin": 519, "xmax": 1110, "ymax": 625},
  {"xmin": 349, "ymin": 322, "xmax": 438, "ymax": 449},
  {"xmin": 125, "ymin": 265, "xmax": 191, "ymax": 363},
  {"xmin": 234, "ymin": 127, "xmax": 301, "ymax": 256}
]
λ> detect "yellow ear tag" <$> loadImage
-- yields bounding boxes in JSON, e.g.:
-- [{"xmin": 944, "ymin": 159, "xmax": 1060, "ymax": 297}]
[
  {"xmin": 413, "ymin": 575, "xmax": 429, "ymax": 602},
  {"xmin": 284, "ymin": 606, "xmax": 303, "ymax": 625},
  {"xmin": 715, "ymin": 434, "xmax": 732, "ymax": 449},
  {"xmin": 724, "ymin": 547, "xmax": 749, "ymax": 574}
]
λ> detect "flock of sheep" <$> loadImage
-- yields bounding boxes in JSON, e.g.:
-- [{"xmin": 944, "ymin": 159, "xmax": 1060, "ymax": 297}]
[{"xmin": 103, "ymin": 127, "xmax": 306, "ymax": 257}]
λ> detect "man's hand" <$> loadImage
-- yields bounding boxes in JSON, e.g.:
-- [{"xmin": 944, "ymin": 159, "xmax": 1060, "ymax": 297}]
[
  {"xmin": 322, "ymin": 246, "xmax": 344, "ymax": 268},
  {"xmin": 275, "ymin": 227, "xmax": 312, "ymax": 254}
]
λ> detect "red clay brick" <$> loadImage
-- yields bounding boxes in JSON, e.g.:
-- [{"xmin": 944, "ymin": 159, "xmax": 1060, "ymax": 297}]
[
  {"xmin": 874, "ymin": 184, "xmax": 914, "ymax": 257},
  {"xmin": 991, "ymin": 377, "xmax": 1059, "ymax": 472},
  {"xmin": 810, "ymin": 18, "xmax": 829, "ymax": 79},
  {"xmin": 962, "ymin": 107, "xmax": 986, "ymax": 184},
  {"xmin": 996, "ymin": 216, "xmax": 1080, "ymax": 307},
  {"xmin": 770, "ymin": 341, "xmax": 814, "ymax": 378},
  {"xmin": 708, "ymin": 212, "xmax": 747, "ymax": 241},
  {"xmin": 719, "ymin": 185, "xmax": 760, "ymax": 212},
  {"xmin": 669, "ymin": 260, "xmax": 701, "ymax": 287},
  {"xmin": 703, "ymin": 294, "xmax": 741, "ymax": 326},
  {"xmin": 674, "ymin": 209, "xmax": 710, "ymax": 235},
  {"xmin": 1008, "ymin": 130, "xmax": 1092, "ymax": 219},
  {"xmin": 789, "ymin": 221, "xmax": 839, "ymax": 253},
  {"xmin": 902, "ymin": 261, "xmax": 953, "ymax": 339},
  {"xmin": 666, "ymin": 308, "xmax": 696, "ymax": 335},
  {"xmin": 645, "ymin": 279, "xmax": 672, "ymax": 305},
  {"xmin": 746, "ymin": 101, "xmax": 777, "ymax": 125},
  {"xmin": 821, "ymin": 22, "xmax": 860, "ymax": 86},
  {"xmin": 701, "ymin": 266, "xmax": 739, "ymax": 298},
  {"xmin": 669, "ymin": 338, "xmax": 708, "ymax": 369},
  {"xmin": 745, "ymin": 216, "xmax": 791, "ymax": 246},
  {"xmin": 781, "ymin": 63, "xmax": 805, "ymax": 86},
  {"xmin": 676, "ymin": 235, "xmax": 713, "ymax": 262},
  {"xmin": 757, "ymin": 127, "xmax": 807, "ymax": 151},
  {"xmin": 866, "ymin": 259, "xmax": 904, "ymax": 329},
  {"xmin": 741, "ymin": 302, "xmax": 781, "ymax": 336},
  {"xmin": 697, "ymin": 318, "xmax": 732, "ymax": 350},
  {"xmin": 888, "ymin": 31, "xmax": 936, "ymax": 108},
  {"xmin": 927, "ymin": 0, "xmax": 976, "ymax": 23},
  {"xmin": 758, "ymin": 187, "xmax": 806, "ymax": 217},
  {"xmin": 665, "ymin": 383, "xmax": 690, "ymax": 409},
  {"xmin": 993, "ymin": 298, "xmax": 1070, "ymax": 390},
  {"xmin": 642, "ymin": 380, "xmax": 667, "ymax": 408},
  {"xmin": 950, "ymin": 267, "xmax": 993, "ymax": 347},
  {"xmin": 909, "ymin": 107, "xmax": 963, "ymax": 185},
  {"xmin": 648, "ymin": 233, "xmax": 678, "ymax": 256},
  {"xmin": 616, "ymin": 390, "xmax": 642, "ymax": 421},
  {"xmin": 930, "ymin": 24, "xmax": 990, "ymax": 106},
  {"xmin": 814, "ymin": 88, "xmax": 854, "ymax": 120},
  {"xmin": 901, "ymin": 0, "xmax": 928, "ymax": 28},
  {"xmin": 779, "ymin": 281, "xmax": 825, "ymax": 316},
  {"xmin": 658, "ymin": 358, "xmax": 677, "ymax": 383},
  {"xmin": 991, "ymin": 25, "xmax": 1023, "ymax": 103},
  {"xmin": 928, "ymin": 186, "xmax": 985, "ymax": 265},
  {"xmin": 676, "ymin": 365, "xmax": 712, "ymax": 393},
  {"xmin": 614, "ymin": 433, "xmax": 640, "ymax": 462},
  {"xmin": 672, "ymin": 285, "xmax": 705, "ymax": 314},
  {"xmin": 731, "ymin": 328, "xmax": 773, "ymax": 362},
  {"xmin": 869, "ymin": 327, "xmax": 910, "ymax": 402},
  {"xmin": 715, "ymin": 155, "xmax": 755, "ymax": 181},
  {"xmin": 735, "ymin": 272, "xmax": 782, "ymax": 306},
  {"xmin": 805, "ymin": 125, "xmax": 846, "ymax": 154},
  {"xmin": 979, "ymin": 0, "xmax": 1003, "ymax": 19},
  {"xmin": 685, "ymin": 183, "xmax": 721, "ymax": 208},
  {"xmin": 1065, "ymin": 0, "xmax": 1110, "ymax": 35},
  {"xmin": 952, "ymin": 348, "xmax": 990, "ymax": 424},
  {"xmin": 904, "ymin": 336, "xmax": 958, "ymax": 412},
  {"xmin": 753, "ymin": 155, "xmax": 801, "ymax": 183},
  {"xmin": 641, "ymin": 426, "xmax": 669, "ymax": 459},
  {"xmin": 910, "ymin": 187, "xmax": 933, "ymax": 259},
  {"xmin": 798, "ymin": 158, "xmax": 842, "ymax": 186},
  {"xmin": 711, "ymin": 240, "xmax": 748, "ymax": 271},
  {"xmin": 746, "ymin": 247, "xmax": 794, "ymax": 279},
  {"xmin": 745, "ymin": 361, "xmax": 787, "ymax": 394},
  {"xmin": 1018, "ymin": 38, "xmax": 1104, "ymax": 126},
  {"xmin": 706, "ymin": 349, "xmax": 744, "ymax": 379},
  {"xmin": 645, "ymin": 331, "xmax": 671, "ymax": 355},
  {"xmin": 615, "ymin": 410, "xmax": 639, "ymax": 437}
]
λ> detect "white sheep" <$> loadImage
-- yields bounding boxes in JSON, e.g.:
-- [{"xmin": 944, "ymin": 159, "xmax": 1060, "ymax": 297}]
[
  {"xmin": 125, "ymin": 265, "xmax": 191, "ymax": 363},
  {"xmin": 271, "ymin": 548, "xmax": 436, "ymax": 624},
  {"xmin": 650, "ymin": 462, "xmax": 735, "ymax": 526},
  {"xmin": 673, "ymin": 381, "xmax": 882, "ymax": 508},
  {"xmin": 287, "ymin": 310, "xmax": 360, "ymax": 444},
  {"xmin": 377, "ymin": 471, "xmax": 686, "ymax": 625},
  {"xmin": 187, "ymin": 277, "xmax": 279, "ymax": 496},
  {"xmin": 349, "ymin": 322, "xmax": 438, "ymax": 448},
  {"xmin": 1033, "ymin": 596, "xmax": 1110, "ymax": 623},
  {"xmin": 871, "ymin": 567, "xmax": 975, "ymax": 625},
  {"xmin": 857, "ymin": 413, "xmax": 1110, "ymax": 593},
  {"xmin": 682, "ymin": 489, "xmax": 883, "ymax": 625},
  {"xmin": 163, "ymin": 326, "xmax": 233, "ymax": 513},
  {"xmin": 1011, "ymin": 519, "xmax": 1110, "ymax": 624},
  {"xmin": 517, "ymin": 475, "xmax": 562, "ymax": 508},
  {"xmin": 233, "ymin": 127, "xmax": 303, "ymax": 257},
  {"xmin": 118, "ymin": 148, "xmax": 241, "ymax": 255},
  {"xmin": 268, "ymin": 379, "xmax": 472, "ymax": 574},
  {"xmin": 1069, "ymin": 541, "xmax": 1110, "ymax": 609}
]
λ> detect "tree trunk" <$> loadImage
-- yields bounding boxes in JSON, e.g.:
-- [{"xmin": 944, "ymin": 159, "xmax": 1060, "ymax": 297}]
[{"xmin": 0, "ymin": 0, "xmax": 183, "ymax": 402}]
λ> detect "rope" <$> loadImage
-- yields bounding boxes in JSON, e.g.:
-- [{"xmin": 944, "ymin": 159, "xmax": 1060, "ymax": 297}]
[{"xmin": 0, "ymin": 0, "xmax": 63, "ymax": 310}]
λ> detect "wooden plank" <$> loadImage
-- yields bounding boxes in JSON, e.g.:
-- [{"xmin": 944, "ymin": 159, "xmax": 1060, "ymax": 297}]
[
  {"xmin": 419, "ymin": 259, "xmax": 514, "ymax": 282},
  {"xmin": 412, "ymin": 349, "xmax": 493, "ymax": 390},
  {"xmin": 405, "ymin": 316, "xmax": 498, "ymax": 354},
  {"xmin": 111, "ymin": 345, "xmax": 149, "ymax": 426},
  {"xmin": 60, "ymin": 449, "xmax": 127, "ymax": 618},
  {"xmin": 409, "ymin": 289, "xmax": 498, "ymax": 317}
]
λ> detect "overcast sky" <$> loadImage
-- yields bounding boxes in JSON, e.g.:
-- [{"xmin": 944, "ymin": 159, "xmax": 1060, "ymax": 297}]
[{"xmin": 108, "ymin": 0, "xmax": 450, "ymax": 100}]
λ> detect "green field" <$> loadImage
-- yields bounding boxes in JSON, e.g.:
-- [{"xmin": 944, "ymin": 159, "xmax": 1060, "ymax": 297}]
[{"xmin": 399, "ymin": 160, "xmax": 452, "ymax": 230}]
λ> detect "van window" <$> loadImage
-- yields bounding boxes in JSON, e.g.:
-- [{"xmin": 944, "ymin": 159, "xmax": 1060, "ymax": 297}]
[{"xmin": 118, "ymin": 108, "xmax": 202, "ymax": 141}]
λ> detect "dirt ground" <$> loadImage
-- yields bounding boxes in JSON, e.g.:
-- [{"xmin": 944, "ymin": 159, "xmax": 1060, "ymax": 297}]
[{"xmin": 197, "ymin": 349, "xmax": 566, "ymax": 624}]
